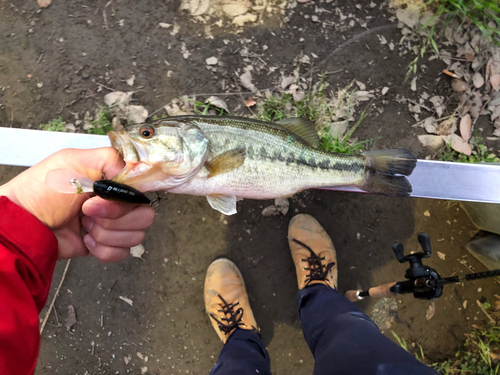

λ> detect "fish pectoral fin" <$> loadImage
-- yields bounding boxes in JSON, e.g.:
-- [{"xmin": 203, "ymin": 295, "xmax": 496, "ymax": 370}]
[
  {"xmin": 206, "ymin": 148, "xmax": 246, "ymax": 178},
  {"xmin": 206, "ymin": 195, "xmax": 238, "ymax": 215},
  {"xmin": 275, "ymin": 118, "xmax": 320, "ymax": 148}
]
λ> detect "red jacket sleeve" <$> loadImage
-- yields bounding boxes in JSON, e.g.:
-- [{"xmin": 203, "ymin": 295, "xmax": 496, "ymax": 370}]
[{"xmin": 0, "ymin": 196, "xmax": 58, "ymax": 375}]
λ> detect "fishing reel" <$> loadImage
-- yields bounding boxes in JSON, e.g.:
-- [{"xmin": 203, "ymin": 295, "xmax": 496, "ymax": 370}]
[
  {"xmin": 345, "ymin": 232, "xmax": 500, "ymax": 302},
  {"xmin": 389, "ymin": 233, "xmax": 443, "ymax": 300}
]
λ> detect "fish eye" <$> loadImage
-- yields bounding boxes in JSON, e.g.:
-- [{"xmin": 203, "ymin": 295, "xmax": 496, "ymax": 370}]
[{"xmin": 140, "ymin": 125, "xmax": 154, "ymax": 139}]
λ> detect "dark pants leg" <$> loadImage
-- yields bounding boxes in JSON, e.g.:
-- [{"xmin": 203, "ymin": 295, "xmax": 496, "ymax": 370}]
[
  {"xmin": 209, "ymin": 329, "xmax": 272, "ymax": 375},
  {"xmin": 298, "ymin": 284, "xmax": 439, "ymax": 375}
]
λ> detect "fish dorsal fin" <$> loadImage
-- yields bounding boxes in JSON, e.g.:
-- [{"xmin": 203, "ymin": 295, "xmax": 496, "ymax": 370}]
[
  {"xmin": 275, "ymin": 118, "xmax": 320, "ymax": 147},
  {"xmin": 206, "ymin": 148, "xmax": 246, "ymax": 178},
  {"xmin": 206, "ymin": 195, "xmax": 237, "ymax": 215}
]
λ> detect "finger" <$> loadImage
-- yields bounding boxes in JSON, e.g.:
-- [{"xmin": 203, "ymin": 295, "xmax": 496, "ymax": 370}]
[
  {"xmin": 82, "ymin": 219, "xmax": 145, "ymax": 247},
  {"xmin": 83, "ymin": 234, "xmax": 130, "ymax": 263},
  {"xmin": 88, "ymin": 205, "xmax": 155, "ymax": 231},
  {"xmin": 54, "ymin": 227, "xmax": 90, "ymax": 260},
  {"xmin": 72, "ymin": 147, "xmax": 126, "ymax": 181},
  {"xmin": 82, "ymin": 196, "xmax": 139, "ymax": 219}
]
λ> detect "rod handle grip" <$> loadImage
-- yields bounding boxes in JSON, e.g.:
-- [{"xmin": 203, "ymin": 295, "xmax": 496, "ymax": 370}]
[
  {"xmin": 368, "ymin": 282, "xmax": 398, "ymax": 299},
  {"xmin": 345, "ymin": 290, "xmax": 363, "ymax": 302}
]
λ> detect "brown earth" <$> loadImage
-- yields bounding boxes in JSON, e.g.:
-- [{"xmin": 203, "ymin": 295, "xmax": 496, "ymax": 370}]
[{"xmin": 0, "ymin": 0, "xmax": 498, "ymax": 374}]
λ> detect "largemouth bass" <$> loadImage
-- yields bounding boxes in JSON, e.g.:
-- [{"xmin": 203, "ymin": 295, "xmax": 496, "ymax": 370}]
[{"xmin": 108, "ymin": 115, "xmax": 416, "ymax": 215}]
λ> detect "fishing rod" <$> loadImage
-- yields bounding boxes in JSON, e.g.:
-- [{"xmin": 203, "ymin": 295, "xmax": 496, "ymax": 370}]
[{"xmin": 344, "ymin": 233, "xmax": 500, "ymax": 302}]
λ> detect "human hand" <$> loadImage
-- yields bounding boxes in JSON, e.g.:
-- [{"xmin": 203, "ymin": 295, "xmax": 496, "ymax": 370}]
[{"xmin": 0, "ymin": 148, "xmax": 156, "ymax": 262}]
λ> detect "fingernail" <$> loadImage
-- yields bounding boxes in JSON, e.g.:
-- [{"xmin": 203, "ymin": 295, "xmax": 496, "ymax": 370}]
[
  {"xmin": 81, "ymin": 216, "xmax": 94, "ymax": 231},
  {"xmin": 83, "ymin": 234, "xmax": 96, "ymax": 250}
]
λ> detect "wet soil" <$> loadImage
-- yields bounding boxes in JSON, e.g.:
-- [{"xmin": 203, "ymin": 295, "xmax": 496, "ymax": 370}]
[{"xmin": 1, "ymin": 0, "xmax": 499, "ymax": 374}]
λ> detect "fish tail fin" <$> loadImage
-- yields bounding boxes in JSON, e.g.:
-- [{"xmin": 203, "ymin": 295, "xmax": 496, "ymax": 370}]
[{"xmin": 360, "ymin": 148, "xmax": 417, "ymax": 197}]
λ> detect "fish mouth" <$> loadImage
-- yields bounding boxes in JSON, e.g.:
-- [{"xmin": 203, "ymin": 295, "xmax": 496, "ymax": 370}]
[
  {"xmin": 108, "ymin": 130, "xmax": 149, "ymax": 186},
  {"xmin": 108, "ymin": 130, "xmax": 149, "ymax": 163}
]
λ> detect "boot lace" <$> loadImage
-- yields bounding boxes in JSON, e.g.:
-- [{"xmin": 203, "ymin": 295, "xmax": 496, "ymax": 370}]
[
  {"xmin": 209, "ymin": 294, "xmax": 245, "ymax": 336},
  {"xmin": 291, "ymin": 238, "xmax": 335, "ymax": 287}
]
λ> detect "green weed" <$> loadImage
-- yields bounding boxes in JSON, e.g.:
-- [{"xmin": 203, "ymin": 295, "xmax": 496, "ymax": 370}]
[
  {"xmin": 393, "ymin": 326, "xmax": 500, "ymax": 374},
  {"xmin": 87, "ymin": 105, "xmax": 113, "ymax": 135},
  {"xmin": 189, "ymin": 99, "xmax": 227, "ymax": 116},
  {"xmin": 391, "ymin": 331, "xmax": 426, "ymax": 363},
  {"xmin": 438, "ymin": 136, "xmax": 500, "ymax": 163},
  {"xmin": 40, "ymin": 117, "xmax": 66, "ymax": 132},
  {"xmin": 39, "ymin": 106, "xmax": 114, "ymax": 135},
  {"xmin": 256, "ymin": 77, "xmax": 370, "ymax": 155},
  {"xmin": 433, "ymin": 326, "xmax": 500, "ymax": 375},
  {"xmin": 406, "ymin": 0, "xmax": 500, "ymax": 79}
]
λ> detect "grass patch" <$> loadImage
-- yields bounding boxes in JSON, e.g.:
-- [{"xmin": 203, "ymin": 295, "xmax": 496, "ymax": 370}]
[
  {"xmin": 256, "ymin": 77, "xmax": 371, "ymax": 155},
  {"xmin": 39, "ymin": 106, "xmax": 113, "ymax": 134},
  {"xmin": 392, "ymin": 331, "xmax": 427, "ymax": 363},
  {"xmin": 438, "ymin": 136, "xmax": 500, "ymax": 163},
  {"xmin": 40, "ymin": 117, "xmax": 66, "ymax": 132},
  {"xmin": 393, "ymin": 325, "xmax": 500, "ymax": 374},
  {"xmin": 433, "ymin": 325, "xmax": 500, "ymax": 374},
  {"xmin": 87, "ymin": 105, "xmax": 113, "ymax": 135},
  {"xmin": 405, "ymin": 0, "xmax": 500, "ymax": 79}
]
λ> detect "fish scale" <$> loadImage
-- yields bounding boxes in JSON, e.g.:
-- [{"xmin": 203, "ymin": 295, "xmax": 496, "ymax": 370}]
[{"xmin": 166, "ymin": 117, "xmax": 368, "ymax": 199}]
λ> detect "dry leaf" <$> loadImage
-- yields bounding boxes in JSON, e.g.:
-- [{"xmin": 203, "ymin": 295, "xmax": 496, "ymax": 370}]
[
  {"xmin": 396, "ymin": 8, "xmax": 420, "ymax": 28},
  {"xmin": 441, "ymin": 134, "xmax": 472, "ymax": 155},
  {"xmin": 124, "ymin": 355, "xmax": 132, "ymax": 365},
  {"xmin": 472, "ymin": 73, "xmax": 484, "ymax": 88},
  {"xmin": 355, "ymin": 80, "xmax": 366, "ymax": 90},
  {"xmin": 130, "ymin": 244, "xmax": 145, "ymax": 259},
  {"xmin": 437, "ymin": 251, "xmax": 446, "ymax": 260},
  {"xmin": 411, "ymin": 77, "xmax": 417, "ymax": 92},
  {"xmin": 244, "ymin": 96, "xmax": 257, "ymax": 107},
  {"xmin": 232, "ymin": 13, "xmax": 257, "ymax": 26},
  {"xmin": 262, "ymin": 198, "xmax": 289, "ymax": 216},
  {"xmin": 281, "ymin": 76, "xmax": 295, "ymax": 90},
  {"xmin": 437, "ymin": 117, "xmax": 457, "ymax": 136},
  {"xmin": 418, "ymin": 135, "xmax": 444, "ymax": 150},
  {"xmin": 423, "ymin": 116, "xmax": 438, "ymax": 134},
  {"xmin": 426, "ymin": 302, "xmax": 436, "ymax": 321},
  {"xmin": 104, "ymin": 91, "xmax": 133, "ymax": 106},
  {"xmin": 429, "ymin": 96, "xmax": 445, "ymax": 118},
  {"xmin": 492, "ymin": 74, "xmax": 500, "ymax": 92},
  {"xmin": 460, "ymin": 114, "xmax": 472, "ymax": 142},
  {"xmin": 355, "ymin": 91, "xmax": 375, "ymax": 101},
  {"xmin": 221, "ymin": 2, "xmax": 249, "ymax": 16},
  {"xmin": 240, "ymin": 70, "xmax": 257, "ymax": 91},
  {"xmin": 64, "ymin": 305, "xmax": 77, "ymax": 331},
  {"xmin": 119, "ymin": 296, "xmax": 134, "ymax": 306},
  {"xmin": 206, "ymin": 96, "xmax": 228, "ymax": 112},
  {"xmin": 125, "ymin": 105, "xmax": 148, "ymax": 124},
  {"xmin": 408, "ymin": 103, "xmax": 421, "ymax": 114},
  {"xmin": 37, "ymin": 0, "xmax": 52, "ymax": 8},
  {"xmin": 327, "ymin": 120, "xmax": 348, "ymax": 138},
  {"xmin": 126, "ymin": 74, "xmax": 135, "ymax": 87},
  {"xmin": 293, "ymin": 91, "xmax": 305, "ymax": 102},
  {"xmin": 451, "ymin": 78, "xmax": 468, "ymax": 92}
]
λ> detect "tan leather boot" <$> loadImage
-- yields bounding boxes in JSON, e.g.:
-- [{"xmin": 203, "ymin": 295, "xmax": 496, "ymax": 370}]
[
  {"xmin": 204, "ymin": 258, "xmax": 258, "ymax": 344},
  {"xmin": 288, "ymin": 214, "xmax": 337, "ymax": 290}
]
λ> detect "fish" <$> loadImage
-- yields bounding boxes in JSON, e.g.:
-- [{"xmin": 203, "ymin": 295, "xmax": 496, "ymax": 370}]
[{"xmin": 107, "ymin": 115, "xmax": 417, "ymax": 215}]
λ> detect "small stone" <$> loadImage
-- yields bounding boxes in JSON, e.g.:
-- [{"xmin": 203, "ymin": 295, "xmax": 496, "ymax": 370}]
[
  {"xmin": 206, "ymin": 56, "xmax": 218, "ymax": 65},
  {"xmin": 423, "ymin": 210, "xmax": 430, "ymax": 217}
]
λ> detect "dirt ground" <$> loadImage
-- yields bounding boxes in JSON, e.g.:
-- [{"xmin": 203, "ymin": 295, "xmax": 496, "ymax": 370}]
[{"xmin": 1, "ymin": 0, "xmax": 499, "ymax": 374}]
